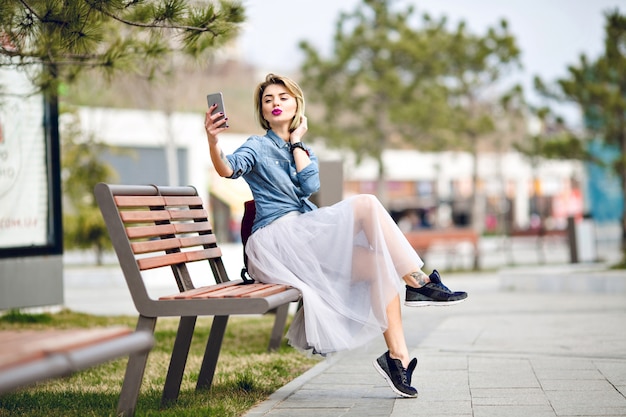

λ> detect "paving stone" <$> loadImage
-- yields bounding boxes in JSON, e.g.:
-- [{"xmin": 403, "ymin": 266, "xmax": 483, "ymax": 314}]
[
  {"xmin": 392, "ymin": 399, "xmax": 472, "ymax": 416},
  {"xmin": 472, "ymin": 404, "xmax": 556, "ymax": 417},
  {"xmin": 471, "ymin": 388, "xmax": 549, "ymax": 405},
  {"xmin": 540, "ymin": 379, "xmax": 615, "ymax": 391}
]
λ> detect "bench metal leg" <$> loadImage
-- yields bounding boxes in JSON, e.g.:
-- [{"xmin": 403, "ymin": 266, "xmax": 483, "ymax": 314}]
[
  {"xmin": 196, "ymin": 315, "xmax": 228, "ymax": 391},
  {"xmin": 473, "ymin": 246, "xmax": 480, "ymax": 270},
  {"xmin": 161, "ymin": 316, "xmax": 197, "ymax": 407},
  {"xmin": 268, "ymin": 304, "xmax": 289, "ymax": 351},
  {"xmin": 117, "ymin": 315, "xmax": 157, "ymax": 417}
]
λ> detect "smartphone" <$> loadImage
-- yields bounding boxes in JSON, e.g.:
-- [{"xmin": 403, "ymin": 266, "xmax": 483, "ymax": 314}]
[{"xmin": 206, "ymin": 92, "xmax": 228, "ymax": 127}]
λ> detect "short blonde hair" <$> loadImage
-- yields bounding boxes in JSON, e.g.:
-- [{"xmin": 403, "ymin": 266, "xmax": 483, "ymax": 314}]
[{"xmin": 254, "ymin": 73, "xmax": 305, "ymax": 132}]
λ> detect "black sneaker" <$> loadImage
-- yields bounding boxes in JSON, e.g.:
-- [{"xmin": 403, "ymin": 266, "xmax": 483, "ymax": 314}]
[
  {"xmin": 373, "ymin": 351, "xmax": 418, "ymax": 398},
  {"xmin": 405, "ymin": 269, "xmax": 468, "ymax": 307},
  {"xmin": 406, "ymin": 357, "xmax": 417, "ymax": 387}
]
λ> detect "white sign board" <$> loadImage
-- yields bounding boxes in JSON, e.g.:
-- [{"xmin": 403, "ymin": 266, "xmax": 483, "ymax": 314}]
[{"xmin": 0, "ymin": 68, "xmax": 49, "ymax": 248}]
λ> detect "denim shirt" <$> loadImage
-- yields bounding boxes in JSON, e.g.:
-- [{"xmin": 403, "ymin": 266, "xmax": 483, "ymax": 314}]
[{"xmin": 226, "ymin": 130, "xmax": 320, "ymax": 233}]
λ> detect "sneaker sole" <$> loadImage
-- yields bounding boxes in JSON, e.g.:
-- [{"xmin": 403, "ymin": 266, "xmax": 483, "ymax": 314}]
[
  {"xmin": 404, "ymin": 298, "xmax": 467, "ymax": 307},
  {"xmin": 372, "ymin": 359, "xmax": 418, "ymax": 398}
]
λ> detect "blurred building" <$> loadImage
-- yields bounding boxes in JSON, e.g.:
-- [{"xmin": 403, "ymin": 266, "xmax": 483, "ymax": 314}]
[{"xmin": 77, "ymin": 107, "xmax": 586, "ymax": 240}]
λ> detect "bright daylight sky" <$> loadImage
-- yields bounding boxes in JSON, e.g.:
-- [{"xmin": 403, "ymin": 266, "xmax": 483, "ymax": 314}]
[{"xmin": 238, "ymin": 0, "xmax": 624, "ymax": 125}]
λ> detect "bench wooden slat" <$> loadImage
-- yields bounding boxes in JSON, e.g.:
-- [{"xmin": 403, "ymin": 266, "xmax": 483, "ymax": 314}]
[
  {"xmin": 115, "ymin": 196, "xmax": 165, "ymax": 207},
  {"xmin": 137, "ymin": 252, "xmax": 188, "ymax": 270},
  {"xmin": 179, "ymin": 234, "xmax": 217, "ymax": 248},
  {"xmin": 159, "ymin": 281, "xmax": 243, "ymax": 300},
  {"xmin": 127, "ymin": 224, "xmax": 176, "ymax": 239},
  {"xmin": 188, "ymin": 283, "xmax": 280, "ymax": 299},
  {"xmin": 39, "ymin": 327, "xmax": 132, "ymax": 353},
  {"xmin": 169, "ymin": 209, "xmax": 208, "ymax": 220},
  {"xmin": 191, "ymin": 285, "xmax": 253, "ymax": 298},
  {"xmin": 136, "ymin": 248, "xmax": 222, "ymax": 270},
  {"xmin": 120, "ymin": 209, "xmax": 208, "ymax": 224},
  {"xmin": 184, "ymin": 248, "xmax": 222, "ymax": 262},
  {"xmin": 115, "ymin": 195, "xmax": 204, "ymax": 209},
  {"xmin": 221, "ymin": 284, "xmax": 276, "ymax": 298},
  {"xmin": 163, "ymin": 196, "xmax": 203, "ymax": 206},
  {"xmin": 120, "ymin": 210, "xmax": 170, "ymax": 222},
  {"xmin": 131, "ymin": 235, "xmax": 217, "ymax": 254},
  {"xmin": 190, "ymin": 283, "xmax": 290, "ymax": 299},
  {"xmin": 131, "ymin": 238, "xmax": 181, "ymax": 254},
  {"xmin": 174, "ymin": 222, "xmax": 212, "ymax": 234},
  {"xmin": 0, "ymin": 327, "xmax": 132, "ymax": 371},
  {"xmin": 126, "ymin": 222, "xmax": 212, "ymax": 240},
  {"xmin": 238, "ymin": 284, "xmax": 291, "ymax": 298}
]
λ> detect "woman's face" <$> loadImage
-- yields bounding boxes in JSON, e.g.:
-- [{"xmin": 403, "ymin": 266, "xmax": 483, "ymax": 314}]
[{"xmin": 261, "ymin": 84, "xmax": 297, "ymax": 128}]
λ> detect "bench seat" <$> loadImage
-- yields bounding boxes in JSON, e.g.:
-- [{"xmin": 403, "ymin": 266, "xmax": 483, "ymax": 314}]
[
  {"xmin": 0, "ymin": 328, "xmax": 153, "ymax": 394},
  {"xmin": 404, "ymin": 228, "xmax": 480, "ymax": 269}
]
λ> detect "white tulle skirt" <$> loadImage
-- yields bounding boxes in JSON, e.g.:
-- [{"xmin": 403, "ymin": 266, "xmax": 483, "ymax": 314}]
[{"xmin": 245, "ymin": 194, "xmax": 424, "ymax": 355}]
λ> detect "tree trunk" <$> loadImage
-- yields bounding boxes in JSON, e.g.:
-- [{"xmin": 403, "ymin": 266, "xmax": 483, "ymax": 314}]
[
  {"xmin": 376, "ymin": 154, "xmax": 388, "ymax": 208},
  {"xmin": 617, "ymin": 133, "xmax": 626, "ymax": 266},
  {"xmin": 469, "ymin": 134, "xmax": 482, "ymax": 270},
  {"xmin": 96, "ymin": 244, "xmax": 103, "ymax": 266}
]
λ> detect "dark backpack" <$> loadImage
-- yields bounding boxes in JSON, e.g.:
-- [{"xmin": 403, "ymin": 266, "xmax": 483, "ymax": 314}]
[{"xmin": 240, "ymin": 199, "xmax": 256, "ymax": 284}]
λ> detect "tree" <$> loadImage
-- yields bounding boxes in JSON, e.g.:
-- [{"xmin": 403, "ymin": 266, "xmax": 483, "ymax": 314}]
[
  {"xmin": 298, "ymin": 0, "xmax": 455, "ymax": 205},
  {"xmin": 60, "ymin": 109, "xmax": 119, "ymax": 264},
  {"xmin": 0, "ymin": 0, "xmax": 244, "ymax": 91},
  {"xmin": 442, "ymin": 19, "xmax": 521, "ymax": 237},
  {"xmin": 534, "ymin": 9, "xmax": 626, "ymax": 263},
  {"xmin": 298, "ymin": 0, "xmax": 521, "ymax": 221}
]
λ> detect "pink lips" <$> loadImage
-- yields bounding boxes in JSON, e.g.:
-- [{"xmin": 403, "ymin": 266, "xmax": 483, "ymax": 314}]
[{"xmin": 272, "ymin": 108, "xmax": 282, "ymax": 116}]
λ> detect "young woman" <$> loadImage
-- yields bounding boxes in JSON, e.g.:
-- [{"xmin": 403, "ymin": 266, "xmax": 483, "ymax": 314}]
[{"xmin": 204, "ymin": 73, "xmax": 467, "ymax": 398}]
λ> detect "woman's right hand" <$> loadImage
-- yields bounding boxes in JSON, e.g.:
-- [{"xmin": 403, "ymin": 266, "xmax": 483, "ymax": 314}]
[{"xmin": 204, "ymin": 104, "xmax": 229, "ymax": 145}]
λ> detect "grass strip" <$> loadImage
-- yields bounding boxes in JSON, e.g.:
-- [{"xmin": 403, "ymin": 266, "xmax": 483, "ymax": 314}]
[{"xmin": 0, "ymin": 309, "xmax": 320, "ymax": 417}]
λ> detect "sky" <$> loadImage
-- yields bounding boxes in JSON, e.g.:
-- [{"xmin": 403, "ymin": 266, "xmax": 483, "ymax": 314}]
[{"xmin": 238, "ymin": 0, "xmax": 625, "ymax": 124}]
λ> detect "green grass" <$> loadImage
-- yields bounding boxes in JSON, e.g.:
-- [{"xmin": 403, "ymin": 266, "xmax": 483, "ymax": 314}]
[{"xmin": 0, "ymin": 310, "xmax": 320, "ymax": 417}]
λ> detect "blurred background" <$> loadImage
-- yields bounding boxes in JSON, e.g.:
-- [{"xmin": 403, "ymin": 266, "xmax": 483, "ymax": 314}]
[{"xmin": 1, "ymin": 0, "xmax": 625, "ymax": 310}]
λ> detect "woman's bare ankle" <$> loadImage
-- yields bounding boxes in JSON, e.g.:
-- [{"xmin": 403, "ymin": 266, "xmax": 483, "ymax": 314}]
[
  {"xmin": 388, "ymin": 351, "xmax": 409, "ymax": 368},
  {"xmin": 403, "ymin": 270, "xmax": 430, "ymax": 288}
]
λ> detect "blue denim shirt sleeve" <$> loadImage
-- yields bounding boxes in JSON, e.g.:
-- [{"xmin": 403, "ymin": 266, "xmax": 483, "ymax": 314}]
[
  {"xmin": 296, "ymin": 162, "xmax": 319, "ymax": 195},
  {"xmin": 226, "ymin": 137, "xmax": 257, "ymax": 178},
  {"xmin": 226, "ymin": 132, "xmax": 320, "ymax": 233}
]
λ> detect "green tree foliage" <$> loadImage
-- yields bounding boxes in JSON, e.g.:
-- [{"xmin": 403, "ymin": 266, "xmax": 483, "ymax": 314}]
[
  {"xmin": 513, "ymin": 106, "xmax": 592, "ymax": 163},
  {"xmin": 60, "ymin": 110, "xmax": 119, "ymax": 264},
  {"xmin": 0, "ymin": 0, "xmax": 245, "ymax": 91},
  {"xmin": 299, "ymin": 0, "xmax": 453, "ymax": 193},
  {"xmin": 443, "ymin": 18, "xmax": 520, "ymax": 236},
  {"xmin": 1, "ymin": 0, "xmax": 245, "ymax": 263},
  {"xmin": 534, "ymin": 9, "xmax": 626, "ymax": 261},
  {"xmin": 445, "ymin": 19, "xmax": 521, "ymax": 148},
  {"xmin": 298, "ymin": 0, "xmax": 520, "ymax": 211}
]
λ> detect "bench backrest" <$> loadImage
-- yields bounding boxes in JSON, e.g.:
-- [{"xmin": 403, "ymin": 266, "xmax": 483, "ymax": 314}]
[{"xmin": 95, "ymin": 183, "xmax": 230, "ymax": 312}]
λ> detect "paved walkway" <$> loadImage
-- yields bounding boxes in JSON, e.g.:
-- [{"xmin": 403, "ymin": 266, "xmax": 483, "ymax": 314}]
[
  {"xmin": 62, "ymin": 243, "xmax": 626, "ymax": 417},
  {"xmin": 243, "ymin": 270, "xmax": 626, "ymax": 417}
]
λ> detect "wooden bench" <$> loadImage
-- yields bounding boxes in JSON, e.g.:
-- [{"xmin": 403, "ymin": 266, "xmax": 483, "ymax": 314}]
[
  {"xmin": 94, "ymin": 183, "xmax": 301, "ymax": 416},
  {"xmin": 0, "ymin": 327, "xmax": 153, "ymax": 395},
  {"xmin": 507, "ymin": 228, "xmax": 568, "ymax": 264},
  {"xmin": 404, "ymin": 228, "xmax": 480, "ymax": 270}
]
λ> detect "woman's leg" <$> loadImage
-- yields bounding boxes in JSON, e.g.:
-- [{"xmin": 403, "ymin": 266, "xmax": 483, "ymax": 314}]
[
  {"xmin": 349, "ymin": 194, "xmax": 467, "ymax": 306},
  {"xmin": 383, "ymin": 294, "xmax": 410, "ymax": 367},
  {"xmin": 375, "ymin": 293, "xmax": 418, "ymax": 397},
  {"xmin": 403, "ymin": 270, "xmax": 430, "ymax": 288},
  {"xmin": 350, "ymin": 194, "xmax": 431, "ymax": 289}
]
